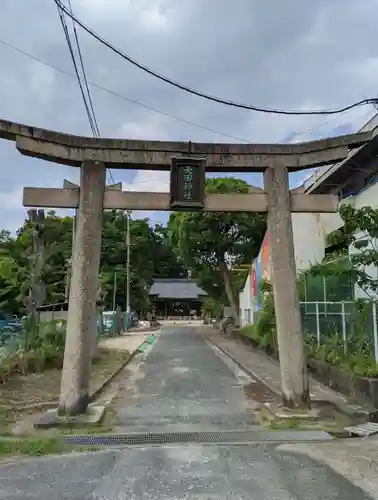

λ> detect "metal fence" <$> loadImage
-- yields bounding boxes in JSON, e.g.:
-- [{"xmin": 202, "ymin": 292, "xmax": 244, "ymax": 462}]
[
  {"xmin": 239, "ymin": 299, "xmax": 378, "ymax": 362},
  {"xmin": 0, "ymin": 319, "xmax": 25, "ymax": 353},
  {"xmin": 300, "ymin": 300, "xmax": 378, "ymax": 362},
  {"xmin": 299, "ymin": 273, "xmax": 355, "ymax": 303}
]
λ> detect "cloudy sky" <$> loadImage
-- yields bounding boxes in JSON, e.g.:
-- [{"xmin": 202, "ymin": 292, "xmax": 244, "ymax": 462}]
[{"xmin": 0, "ymin": 0, "xmax": 377, "ymax": 232}]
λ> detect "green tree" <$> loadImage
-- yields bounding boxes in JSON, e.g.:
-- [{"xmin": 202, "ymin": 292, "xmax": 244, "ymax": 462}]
[
  {"xmin": 151, "ymin": 224, "xmax": 187, "ymax": 279},
  {"xmin": 0, "ymin": 210, "xmax": 186, "ymax": 316},
  {"xmin": 0, "ymin": 255, "xmax": 23, "ymax": 313},
  {"xmin": 307, "ymin": 204, "xmax": 378, "ymax": 298},
  {"xmin": 100, "ymin": 212, "xmax": 186, "ymax": 313},
  {"xmin": 100, "ymin": 212, "xmax": 156, "ymax": 312},
  {"xmin": 168, "ymin": 177, "xmax": 266, "ymax": 319}
]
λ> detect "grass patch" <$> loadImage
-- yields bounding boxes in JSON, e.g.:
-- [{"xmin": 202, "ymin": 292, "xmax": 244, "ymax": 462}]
[
  {"xmin": 0, "ymin": 347, "xmax": 130, "ymax": 437},
  {"xmin": 61, "ymin": 405, "xmax": 118, "ymax": 436},
  {"xmin": 268, "ymin": 418, "xmax": 300, "ymax": 430},
  {"xmin": 257, "ymin": 404, "xmax": 352, "ymax": 434},
  {"xmin": 0, "ymin": 347, "xmax": 130, "ymax": 410},
  {"xmin": 0, "ymin": 436, "xmax": 103, "ymax": 459},
  {"xmin": 239, "ymin": 324, "xmax": 255, "ymax": 339},
  {"xmin": 0, "ymin": 436, "xmax": 69, "ymax": 458},
  {"xmin": 0, "ymin": 407, "xmax": 18, "ymax": 436}
]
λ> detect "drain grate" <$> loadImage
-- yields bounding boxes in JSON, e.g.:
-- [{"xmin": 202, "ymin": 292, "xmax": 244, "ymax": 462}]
[
  {"xmin": 63, "ymin": 429, "xmax": 332, "ymax": 446},
  {"xmin": 345, "ymin": 422, "xmax": 378, "ymax": 437}
]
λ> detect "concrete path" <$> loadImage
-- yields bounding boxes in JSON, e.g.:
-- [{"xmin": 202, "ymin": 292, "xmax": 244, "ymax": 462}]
[
  {"xmin": 206, "ymin": 330, "xmax": 356, "ymax": 408},
  {"xmin": 0, "ymin": 326, "xmax": 374, "ymax": 499},
  {"xmin": 98, "ymin": 333, "xmax": 150, "ymax": 354},
  {"xmin": 113, "ymin": 325, "xmax": 258, "ymax": 432}
]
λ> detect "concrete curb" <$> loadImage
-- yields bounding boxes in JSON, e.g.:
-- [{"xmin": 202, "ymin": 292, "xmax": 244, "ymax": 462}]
[
  {"xmin": 122, "ymin": 326, "xmax": 160, "ymax": 335},
  {"xmin": 206, "ymin": 335, "xmax": 370, "ymax": 421},
  {"xmin": 0, "ymin": 401, "xmax": 58, "ymax": 412},
  {"xmin": 90, "ymin": 332, "xmax": 159, "ymax": 403},
  {"xmin": 89, "ymin": 350, "xmax": 138, "ymax": 404}
]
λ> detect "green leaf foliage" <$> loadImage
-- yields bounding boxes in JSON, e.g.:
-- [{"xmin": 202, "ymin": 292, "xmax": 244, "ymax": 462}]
[
  {"xmin": 168, "ymin": 177, "xmax": 266, "ymax": 316},
  {"xmin": 0, "ymin": 210, "xmax": 186, "ymax": 315},
  {"xmin": 311, "ymin": 205, "xmax": 378, "ymax": 298}
]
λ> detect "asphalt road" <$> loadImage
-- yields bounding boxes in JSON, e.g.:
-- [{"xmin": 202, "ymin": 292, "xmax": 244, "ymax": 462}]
[{"xmin": 0, "ymin": 327, "xmax": 372, "ymax": 499}]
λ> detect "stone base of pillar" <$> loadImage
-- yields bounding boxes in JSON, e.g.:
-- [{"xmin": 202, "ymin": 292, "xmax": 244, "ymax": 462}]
[{"xmin": 35, "ymin": 405, "xmax": 106, "ymax": 429}]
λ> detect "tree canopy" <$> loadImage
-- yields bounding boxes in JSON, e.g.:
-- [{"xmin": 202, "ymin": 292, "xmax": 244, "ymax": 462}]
[
  {"xmin": 304, "ymin": 204, "xmax": 378, "ymax": 299},
  {"xmin": 0, "ymin": 210, "xmax": 186, "ymax": 315},
  {"xmin": 168, "ymin": 177, "xmax": 266, "ymax": 318},
  {"xmin": 0, "ymin": 177, "xmax": 268, "ymax": 319}
]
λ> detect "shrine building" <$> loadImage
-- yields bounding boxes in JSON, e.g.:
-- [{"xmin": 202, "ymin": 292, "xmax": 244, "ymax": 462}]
[{"xmin": 149, "ymin": 278, "xmax": 207, "ymax": 319}]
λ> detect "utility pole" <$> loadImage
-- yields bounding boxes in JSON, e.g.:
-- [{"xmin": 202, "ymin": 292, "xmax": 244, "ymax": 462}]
[
  {"xmin": 112, "ymin": 271, "xmax": 117, "ymax": 312},
  {"xmin": 125, "ymin": 211, "xmax": 131, "ymax": 315},
  {"xmin": 27, "ymin": 209, "xmax": 47, "ymax": 345},
  {"xmin": 65, "ymin": 211, "xmax": 76, "ymax": 301}
]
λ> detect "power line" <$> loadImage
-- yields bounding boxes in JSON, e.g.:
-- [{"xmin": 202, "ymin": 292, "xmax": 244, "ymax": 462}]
[
  {"xmin": 66, "ymin": 0, "xmax": 100, "ymax": 137},
  {"xmin": 52, "ymin": 0, "xmax": 378, "ymax": 116},
  {"xmin": 280, "ymin": 108, "xmax": 373, "ymax": 143},
  {"xmin": 56, "ymin": 3, "xmax": 97, "ymax": 137},
  {"xmin": 1, "ymin": 38, "xmax": 364, "ymax": 145},
  {"xmin": 56, "ymin": 1, "xmax": 115, "ymax": 183},
  {"xmin": 0, "ymin": 38, "xmax": 251, "ymax": 143}
]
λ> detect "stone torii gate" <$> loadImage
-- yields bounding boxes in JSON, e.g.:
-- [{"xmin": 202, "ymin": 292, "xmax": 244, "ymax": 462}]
[{"xmin": 1, "ymin": 119, "xmax": 376, "ymax": 416}]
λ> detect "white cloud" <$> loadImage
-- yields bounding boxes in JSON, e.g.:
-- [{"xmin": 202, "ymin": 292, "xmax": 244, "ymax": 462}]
[
  {"xmin": 0, "ymin": 187, "xmax": 23, "ymax": 210},
  {"xmin": 123, "ymin": 170, "xmax": 169, "ymax": 193},
  {"xmin": 1, "ymin": 0, "xmax": 378, "ymax": 232},
  {"xmin": 28, "ymin": 62, "xmax": 55, "ymax": 93},
  {"xmin": 75, "ymin": 0, "xmax": 133, "ymax": 20},
  {"xmin": 0, "ymin": 187, "xmax": 25, "ymax": 234},
  {"xmin": 140, "ymin": 5, "xmax": 172, "ymax": 30},
  {"xmin": 343, "ymin": 57, "xmax": 378, "ymax": 89},
  {"xmin": 122, "ymin": 170, "xmax": 170, "ymax": 223},
  {"xmin": 119, "ymin": 114, "xmax": 168, "ymax": 140}
]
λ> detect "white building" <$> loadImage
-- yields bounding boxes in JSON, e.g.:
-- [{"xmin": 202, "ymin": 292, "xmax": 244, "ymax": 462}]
[
  {"xmin": 303, "ymin": 112, "xmax": 378, "ymax": 299},
  {"xmin": 239, "ymin": 112, "xmax": 378, "ymax": 324},
  {"xmin": 239, "ymin": 272, "xmax": 253, "ymax": 327}
]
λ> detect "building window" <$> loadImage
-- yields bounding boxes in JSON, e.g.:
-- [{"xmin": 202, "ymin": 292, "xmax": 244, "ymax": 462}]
[
  {"xmin": 363, "ymin": 172, "xmax": 378, "ymax": 189},
  {"xmin": 337, "ymin": 183, "xmax": 359, "ymax": 200}
]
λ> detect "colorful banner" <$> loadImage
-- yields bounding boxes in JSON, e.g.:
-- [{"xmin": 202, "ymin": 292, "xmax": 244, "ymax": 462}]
[
  {"xmin": 260, "ymin": 231, "xmax": 271, "ymax": 283},
  {"xmin": 250, "ymin": 261, "xmax": 257, "ymax": 298},
  {"xmin": 250, "ymin": 231, "xmax": 271, "ymax": 309}
]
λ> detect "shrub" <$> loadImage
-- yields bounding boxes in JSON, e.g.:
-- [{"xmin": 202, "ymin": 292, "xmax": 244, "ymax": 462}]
[
  {"xmin": 0, "ymin": 319, "xmax": 67, "ymax": 383},
  {"xmin": 37, "ymin": 320, "xmax": 66, "ymax": 351},
  {"xmin": 253, "ymin": 292, "xmax": 277, "ymax": 349},
  {"xmin": 18, "ymin": 347, "xmax": 46, "ymax": 375},
  {"xmin": 240, "ymin": 324, "xmax": 255, "ymax": 339},
  {"xmin": 0, "ymin": 348, "xmax": 15, "ymax": 384},
  {"xmin": 42, "ymin": 343, "xmax": 63, "ymax": 369},
  {"xmin": 244, "ymin": 292, "xmax": 378, "ymax": 378}
]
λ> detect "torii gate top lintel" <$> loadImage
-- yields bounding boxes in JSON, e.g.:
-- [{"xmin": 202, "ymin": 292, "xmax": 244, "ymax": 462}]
[{"xmin": 1, "ymin": 118, "xmax": 377, "ymax": 172}]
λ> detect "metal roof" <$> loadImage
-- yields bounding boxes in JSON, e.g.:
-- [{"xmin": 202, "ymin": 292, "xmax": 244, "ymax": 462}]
[
  {"xmin": 149, "ymin": 279, "xmax": 207, "ymax": 299},
  {"xmin": 304, "ymin": 139, "xmax": 378, "ymax": 194},
  {"xmin": 305, "ymin": 113, "xmax": 378, "ymax": 194}
]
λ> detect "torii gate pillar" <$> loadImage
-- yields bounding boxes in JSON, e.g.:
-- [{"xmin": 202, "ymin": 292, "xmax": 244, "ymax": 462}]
[
  {"xmin": 264, "ymin": 165, "xmax": 309, "ymax": 408},
  {"xmin": 58, "ymin": 161, "xmax": 106, "ymax": 416}
]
